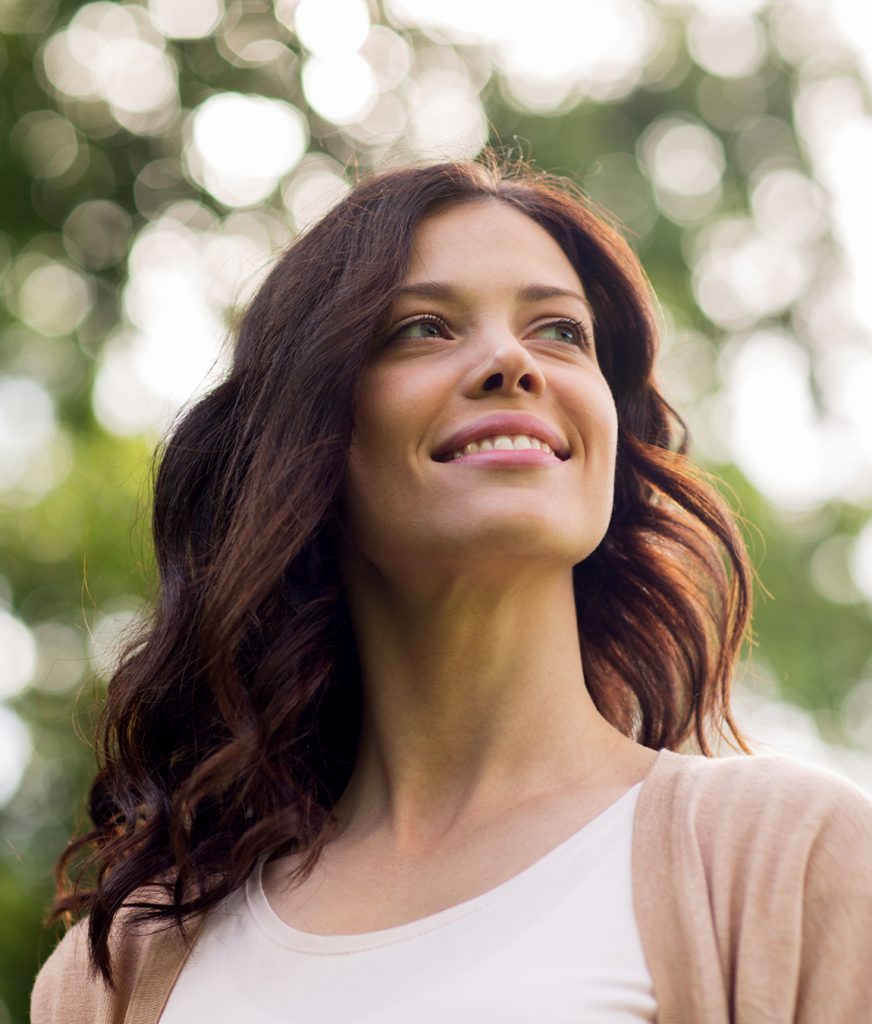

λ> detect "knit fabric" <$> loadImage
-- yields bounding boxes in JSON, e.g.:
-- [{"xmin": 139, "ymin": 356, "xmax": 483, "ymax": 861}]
[{"xmin": 31, "ymin": 748, "xmax": 872, "ymax": 1023}]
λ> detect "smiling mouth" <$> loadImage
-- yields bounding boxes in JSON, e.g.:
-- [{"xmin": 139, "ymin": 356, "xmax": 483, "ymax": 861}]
[{"xmin": 433, "ymin": 433, "xmax": 568, "ymax": 462}]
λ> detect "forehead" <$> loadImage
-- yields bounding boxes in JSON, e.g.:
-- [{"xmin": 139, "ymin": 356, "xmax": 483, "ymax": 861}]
[{"xmin": 406, "ymin": 200, "xmax": 586, "ymax": 296}]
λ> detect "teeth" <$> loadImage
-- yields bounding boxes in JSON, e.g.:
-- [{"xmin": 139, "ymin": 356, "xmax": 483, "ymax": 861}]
[{"xmin": 447, "ymin": 434, "xmax": 559, "ymax": 460}]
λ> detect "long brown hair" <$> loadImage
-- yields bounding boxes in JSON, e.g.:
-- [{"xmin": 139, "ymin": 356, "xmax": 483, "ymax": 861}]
[{"xmin": 53, "ymin": 159, "xmax": 752, "ymax": 982}]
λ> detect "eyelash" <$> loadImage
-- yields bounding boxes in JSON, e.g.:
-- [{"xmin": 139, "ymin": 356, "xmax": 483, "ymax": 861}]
[
  {"xmin": 390, "ymin": 313, "xmax": 449, "ymax": 339},
  {"xmin": 388, "ymin": 314, "xmax": 593, "ymax": 349},
  {"xmin": 547, "ymin": 317, "xmax": 593, "ymax": 349}
]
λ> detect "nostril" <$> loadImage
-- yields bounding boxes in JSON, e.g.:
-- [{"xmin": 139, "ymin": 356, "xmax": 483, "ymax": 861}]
[
  {"xmin": 519, "ymin": 373, "xmax": 533, "ymax": 392},
  {"xmin": 482, "ymin": 373, "xmax": 503, "ymax": 392}
]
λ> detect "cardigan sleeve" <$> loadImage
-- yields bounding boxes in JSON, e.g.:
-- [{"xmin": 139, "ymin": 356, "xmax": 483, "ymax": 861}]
[
  {"xmin": 30, "ymin": 920, "xmax": 112, "ymax": 1024},
  {"xmin": 794, "ymin": 774, "xmax": 872, "ymax": 1023},
  {"xmin": 654, "ymin": 749, "xmax": 872, "ymax": 1023}
]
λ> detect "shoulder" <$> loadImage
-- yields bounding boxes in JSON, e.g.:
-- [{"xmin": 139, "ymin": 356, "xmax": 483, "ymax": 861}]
[
  {"xmin": 31, "ymin": 906, "xmax": 199, "ymax": 1024},
  {"xmin": 31, "ymin": 920, "xmax": 107, "ymax": 1024},
  {"xmin": 649, "ymin": 746, "xmax": 872, "ymax": 831},
  {"xmin": 636, "ymin": 749, "xmax": 872, "ymax": 1020},
  {"xmin": 643, "ymin": 747, "xmax": 872, "ymax": 890}
]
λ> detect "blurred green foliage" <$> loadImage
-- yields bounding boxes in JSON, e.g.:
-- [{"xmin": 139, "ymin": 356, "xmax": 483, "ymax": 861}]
[{"xmin": 1, "ymin": 1, "xmax": 871, "ymax": 1020}]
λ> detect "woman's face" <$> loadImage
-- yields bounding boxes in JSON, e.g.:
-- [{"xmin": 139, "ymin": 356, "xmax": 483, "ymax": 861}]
[{"xmin": 341, "ymin": 199, "xmax": 619, "ymax": 578}]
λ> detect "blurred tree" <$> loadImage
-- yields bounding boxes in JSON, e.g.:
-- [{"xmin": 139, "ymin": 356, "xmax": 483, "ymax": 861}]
[{"xmin": 2, "ymin": 0, "xmax": 871, "ymax": 1019}]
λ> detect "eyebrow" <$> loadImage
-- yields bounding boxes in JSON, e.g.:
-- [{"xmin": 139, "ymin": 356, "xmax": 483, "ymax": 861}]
[{"xmin": 394, "ymin": 280, "xmax": 595, "ymax": 321}]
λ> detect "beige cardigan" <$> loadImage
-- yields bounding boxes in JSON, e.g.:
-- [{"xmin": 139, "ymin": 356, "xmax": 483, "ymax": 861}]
[{"xmin": 31, "ymin": 748, "xmax": 872, "ymax": 1023}]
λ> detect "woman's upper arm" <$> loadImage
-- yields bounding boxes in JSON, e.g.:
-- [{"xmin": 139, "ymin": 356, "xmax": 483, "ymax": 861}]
[{"xmin": 795, "ymin": 778, "xmax": 872, "ymax": 1022}]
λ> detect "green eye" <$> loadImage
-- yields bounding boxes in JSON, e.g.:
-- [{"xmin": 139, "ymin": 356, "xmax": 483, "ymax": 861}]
[
  {"xmin": 389, "ymin": 316, "xmax": 449, "ymax": 342},
  {"xmin": 534, "ymin": 319, "xmax": 591, "ymax": 347}
]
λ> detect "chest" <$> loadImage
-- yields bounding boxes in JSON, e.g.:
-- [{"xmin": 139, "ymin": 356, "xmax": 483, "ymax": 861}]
[
  {"xmin": 262, "ymin": 786, "xmax": 635, "ymax": 935},
  {"xmin": 161, "ymin": 789, "xmax": 656, "ymax": 1023}
]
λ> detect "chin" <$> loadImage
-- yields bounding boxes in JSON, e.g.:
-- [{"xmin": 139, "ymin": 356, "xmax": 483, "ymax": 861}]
[{"xmin": 421, "ymin": 514, "xmax": 603, "ymax": 568}]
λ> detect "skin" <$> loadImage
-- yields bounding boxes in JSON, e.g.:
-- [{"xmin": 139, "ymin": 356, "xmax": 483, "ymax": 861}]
[{"xmin": 263, "ymin": 200, "xmax": 657, "ymax": 933}]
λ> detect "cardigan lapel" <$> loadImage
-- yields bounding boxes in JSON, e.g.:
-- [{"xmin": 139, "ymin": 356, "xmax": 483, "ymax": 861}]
[
  {"xmin": 632, "ymin": 748, "xmax": 731, "ymax": 1024},
  {"xmin": 121, "ymin": 916, "xmax": 205, "ymax": 1024}
]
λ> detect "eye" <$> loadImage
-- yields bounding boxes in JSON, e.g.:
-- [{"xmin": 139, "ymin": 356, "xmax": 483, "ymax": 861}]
[
  {"xmin": 388, "ymin": 314, "xmax": 450, "ymax": 343},
  {"xmin": 532, "ymin": 318, "xmax": 593, "ymax": 348}
]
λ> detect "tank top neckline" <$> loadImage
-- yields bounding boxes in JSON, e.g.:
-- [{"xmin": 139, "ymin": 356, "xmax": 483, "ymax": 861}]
[{"xmin": 245, "ymin": 778, "xmax": 644, "ymax": 955}]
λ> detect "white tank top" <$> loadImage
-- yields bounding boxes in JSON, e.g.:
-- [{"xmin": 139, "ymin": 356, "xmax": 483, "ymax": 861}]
[{"xmin": 161, "ymin": 783, "xmax": 656, "ymax": 1022}]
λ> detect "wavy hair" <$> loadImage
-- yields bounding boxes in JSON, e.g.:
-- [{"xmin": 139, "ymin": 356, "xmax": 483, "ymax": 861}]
[{"xmin": 53, "ymin": 159, "xmax": 753, "ymax": 982}]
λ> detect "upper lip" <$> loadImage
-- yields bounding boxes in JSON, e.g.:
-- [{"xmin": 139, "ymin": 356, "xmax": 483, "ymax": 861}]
[{"xmin": 432, "ymin": 413, "xmax": 570, "ymax": 462}]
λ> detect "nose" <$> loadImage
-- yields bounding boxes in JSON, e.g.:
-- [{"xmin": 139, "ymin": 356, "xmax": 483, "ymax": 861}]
[{"xmin": 466, "ymin": 335, "xmax": 546, "ymax": 397}]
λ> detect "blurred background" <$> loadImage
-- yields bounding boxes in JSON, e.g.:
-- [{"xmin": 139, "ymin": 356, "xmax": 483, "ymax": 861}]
[{"xmin": 1, "ymin": 0, "xmax": 871, "ymax": 1018}]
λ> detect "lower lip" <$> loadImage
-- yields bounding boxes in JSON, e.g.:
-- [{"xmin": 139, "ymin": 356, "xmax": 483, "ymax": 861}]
[{"xmin": 438, "ymin": 449, "xmax": 563, "ymax": 467}]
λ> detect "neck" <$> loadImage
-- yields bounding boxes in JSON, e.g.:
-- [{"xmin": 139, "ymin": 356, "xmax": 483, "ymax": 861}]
[{"xmin": 335, "ymin": 558, "xmax": 637, "ymax": 850}]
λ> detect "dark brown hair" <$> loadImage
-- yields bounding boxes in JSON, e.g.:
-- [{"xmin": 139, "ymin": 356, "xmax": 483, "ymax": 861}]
[{"xmin": 53, "ymin": 159, "xmax": 752, "ymax": 982}]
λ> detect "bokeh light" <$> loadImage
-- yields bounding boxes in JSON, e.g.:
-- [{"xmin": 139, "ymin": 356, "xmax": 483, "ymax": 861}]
[
  {"xmin": 294, "ymin": 0, "xmax": 370, "ymax": 55},
  {"xmin": 406, "ymin": 67, "xmax": 487, "ymax": 159},
  {"xmin": 282, "ymin": 157, "xmax": 351, "ymax": 232},
  {"xmin": 88, "ymin": 605, "xmax": 143, "ymax": 681},
  {"xmin": 388, "ymin": 0, "xmax": 659, "ymax": 108},
  {"xmin": 841, "ymin": 676, "xmax": 872, "ymax": 752},
  {"xmin": 639, "ymin": 116, "xmax": 725, "ymax": 223},
  {"xmin": 719, "ymin": 330, "xmax": 860, "ymax": 509},
  {"xmin": 41, "ymin": 1, "xmax": 179, "ymax": 134},
  {"xmin": 187, "ymin": 92, "xmax": 308, "ymax": 207},
  {"xmin": 5, "ymin": 254, "xmax": 93, "ymax": 336},
  {"xmin": 735, "ymin": 677, "xmax": 872, "ymax": 792},
  {"xmin": 687, "ymin": 12, "xmax": 766, "ymax": 78},
  {"xmin": 92, "ymin": 202, "xmax": 291, "ymax": 437},
  {"xmin": 690, "ymin": 217, "xmax": 809, "ymax": 327},
  {"xmin": 0, "ymin": 608, "xmax": 37, "ymax": 699},
  {"xmin": 851, "ymin": 520, "xmax": 872, "ymax": 603},
  {"xmin": 148, "ymin": 0, "xmax": 224, "ymax": 39},
  {"xmin": 10, "ymin": 110, "xmax": 81, "ymax": 180},
  {"xmin": 94, "ymin": 214, "xmax": 225, "ymax": 434},
  {"xmin": 63, "ymin": 200, "xmax": 132, "ymax": 269},
  {"xmin": 361, "ymin": 26, "xmax": 413, "ymax": 91},
  {"xmin": 749, "ymin": 169, "xmax": 826, "ymax": 246},
  {"xmin": 0, "ymin": 705, "xmax": 30, "ymax": 807},
  {"xmin": 32, "ymin": 621, "xmax": 88, "ymax": 693},
  {"xmin": 0, "ymin": 376, "xmax": 62, "ymax": 498},
  {"xmin": 301, "ymin": 54, "xmax": 378, "ymax": 125},
  {"xmin": 810, "ymin": 535, "xmax": 863, "ymax": 606}
]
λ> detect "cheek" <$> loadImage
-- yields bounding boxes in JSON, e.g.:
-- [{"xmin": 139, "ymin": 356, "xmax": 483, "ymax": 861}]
[
  {"xmin": 571, "ymin": 382, "xmax": 619, "ymax": 466},
  {"xmin": 341, "ymin": 378, "xmax": 422, "ymax": 550},
  {"xmin": 352, "ymin": 365, "xmax": 422, "ymax": 455},
  {"xmin": 340, "ymin": 443, "xmax": 389, "ymax": 562},
  {"xmin": 594, "ymin": 388, "xmax": 619, "ymax": 442}
]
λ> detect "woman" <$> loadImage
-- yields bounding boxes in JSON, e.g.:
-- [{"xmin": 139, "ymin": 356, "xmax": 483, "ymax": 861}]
[{"xmin": 32, "ymin": 160, "xmax": 872, "ymax": 1022}]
